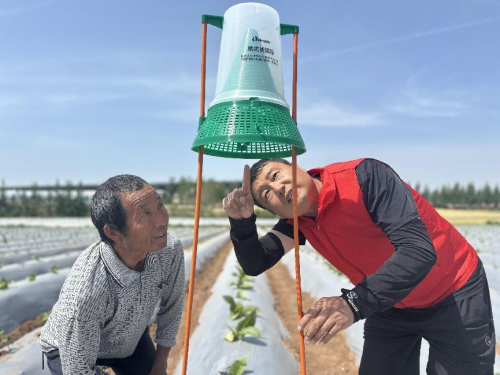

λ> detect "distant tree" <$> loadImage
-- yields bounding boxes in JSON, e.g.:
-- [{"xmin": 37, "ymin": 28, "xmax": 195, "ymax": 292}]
[{"xmin": 465, "ymin": 183, "xmax": 476, "ymax": 205}]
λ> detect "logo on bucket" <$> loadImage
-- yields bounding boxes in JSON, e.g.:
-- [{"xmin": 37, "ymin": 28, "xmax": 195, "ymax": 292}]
[{"xmin": 252, "ymin": 36, "xmax": 271, "ymax": 44}]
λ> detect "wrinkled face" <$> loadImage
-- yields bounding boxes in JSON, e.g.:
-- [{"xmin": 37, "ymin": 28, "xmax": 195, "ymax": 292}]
[
  {"xmin": 118, "ymin": 184, "xmax": 169, "ymax": 254},
  {"xmin": 251, "ymin": 161, "xmax": 321, "ymax": 219}
]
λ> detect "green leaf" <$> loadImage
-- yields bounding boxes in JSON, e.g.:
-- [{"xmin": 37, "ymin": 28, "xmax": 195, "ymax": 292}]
[
  {"xmin": 32, "ymin": 255, "xmax": 40, "ymax": 262},
  {"xmin": 223, "ymin": 295, "xmax": 236, "ymax": 310},
  {"xmin": 0, "ymin": 278, "xmax": 8, "ymax": 290},
  {"xmin": 224, "ymin": 330, "xmax": 236, "ymax": 342},
  {"xmin": 42, "ymin": 311, "xmax": 51, "ymax": 323},
  {"xmin": 51, "ymin": 265, "xmax": 58, "ymax": 274},
  {"xmin": 28, "ymin": 272, "xmax": 36, "ymax": 282},
  {"xmin": 236, "ymin": 290, "xmax": 248, "ymax": 300},
  {"xmin": 230, "ymin": 304, "xmax": 244, "ymax": 320},
  {"xmin": 236, "ymin": 310, "xmax": 257, "ymax": 332},
  {"xmin": 243, "ymin": 305, "xmax": 260, "ymax": 315},
  {"xmin": 229, "ymin": 357, "xmax": 248, "ymax": 375},
  {"xmin": 239, "ymin": 283, "xmax": 253, "ymax": 290},
  {"xmin": 238, "ymin": 326, "xmax": 261, "ymax": 338}
]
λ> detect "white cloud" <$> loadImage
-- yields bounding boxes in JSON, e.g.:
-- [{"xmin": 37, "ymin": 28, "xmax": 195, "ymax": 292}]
[
  {"xmin": 299, "ymin": 99, "xmax": 384, "ymax": 127},
  {"xmin": 388, "ymin": 72, "xmax": 471, "ymax": 118},
  {"xmin": 301, "ymin": 15, "xmax": 500, "ymax": 63}
]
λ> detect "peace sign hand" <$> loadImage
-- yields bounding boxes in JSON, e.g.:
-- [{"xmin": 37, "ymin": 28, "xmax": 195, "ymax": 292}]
[{"xmin": 222, "ymin": 165, "xmax": 254, "ymax": 219}]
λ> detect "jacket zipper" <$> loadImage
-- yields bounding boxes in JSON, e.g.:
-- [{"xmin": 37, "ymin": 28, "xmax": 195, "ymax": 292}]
[{"xmin": 316, "ymin": 222, "xmax": 367, "ymax": 278}]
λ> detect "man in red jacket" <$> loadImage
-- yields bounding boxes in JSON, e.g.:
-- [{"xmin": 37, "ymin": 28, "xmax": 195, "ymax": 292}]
[{"xmin": 223, "ymin": 158, "xmax": 495, "ymax": 375}]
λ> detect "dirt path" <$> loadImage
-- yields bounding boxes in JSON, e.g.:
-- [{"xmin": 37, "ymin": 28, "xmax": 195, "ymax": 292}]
[
  {"xmin": 267, "ymin": 261, "xmax": 358, "ymax": 375},
  {"xmin": 150, "ymin": 239, "xmax": 233, "ymax": 373}
]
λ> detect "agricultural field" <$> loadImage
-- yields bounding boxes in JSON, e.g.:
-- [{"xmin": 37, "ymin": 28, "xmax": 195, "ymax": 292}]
[{"xmin": 0, "ymin": 218, "xmax": 498, "ymax": 374}]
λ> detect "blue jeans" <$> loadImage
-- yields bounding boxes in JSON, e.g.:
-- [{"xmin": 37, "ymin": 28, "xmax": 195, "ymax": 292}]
[{"xmin": 45, "ymin": 327, "xmax": 155, "ymax": 375}]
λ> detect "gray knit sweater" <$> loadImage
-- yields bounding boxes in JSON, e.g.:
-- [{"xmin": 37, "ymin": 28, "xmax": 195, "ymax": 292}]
[{"xmin": 39, "ymin": 231, "xmax": 185, "ymax": 375}]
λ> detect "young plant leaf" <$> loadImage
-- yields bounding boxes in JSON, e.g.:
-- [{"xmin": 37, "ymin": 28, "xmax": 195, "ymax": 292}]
[
  {"xmin": 28, "ymin": 272, "xmax": 36, "ymax": 282},
  {"xmin": 236, "ymin": 290, "xmax": 248, "ymax": 300},
  {"xmin": 0, "ymin": 278, "xmax": 8, "ymax": 290},
  {"xmin": 238, "ymin": 326, "xmax": 261, "ymax": 338},
  {"xmin": 229, "ymin": 357, "xmax": 248, "ymax": 375},
  {"xmin": 236, "ymin": 310, "xmax": 257, "ymax": 332},
  {"xmin": 51, "ymin": 265, "xmax": 58, "ymax": 274}
]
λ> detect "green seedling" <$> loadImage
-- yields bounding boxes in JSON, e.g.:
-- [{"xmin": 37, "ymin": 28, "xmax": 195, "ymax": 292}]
[
  {"xmin": 32, "ymin": 255, "xmax": 40, "ymax": 262},
  {"xmin": 223, "ymin": 295, "xmax": 260, "ymax": 320},
  {"xmin": 229, "ymin": 357, "xmax": 248, "ymax": 375},
  {"xmin": 28, "ymin": 272, "xmax": 36, "ymax": 282},
  {"xmin": 236, "ymin": 290, "xmax": 249, "ymax": 300},
  {"xmin": 42, "ymin": 310, "xmax": 51, "ymax": 323},
  {"xmin": 230, "ymin": 266, "xmax": 254, "ymax": 290},
  {"xmin": 0, "ymin": 329, "xmax": 9, "ymax": 345},
  {"xmin": 51, "ymin": 265, "xmax": 58, "ymax": 274},
  {"xmin": 224, "ymin": 311, "xmax": 260, "ymax": 342},
  {"xmin": 0, "ymin": 263, "xmax": 2, "ymax": 269},
  {"xmin": 0, "ymin": 278, "xmax": 8, "ymax": 290},
  {"xmin": 2, "ymin": 234, "xmax": 7, "ymax": 245}
]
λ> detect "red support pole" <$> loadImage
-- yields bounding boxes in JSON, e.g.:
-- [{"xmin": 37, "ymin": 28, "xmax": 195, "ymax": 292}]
[
  {"xmin": 292, "ymin": 31, "xmax": 307, "ymax": 375},
  {"xmin": 181, "ymin": 21, "xmax": 207, "ymax": 375}
]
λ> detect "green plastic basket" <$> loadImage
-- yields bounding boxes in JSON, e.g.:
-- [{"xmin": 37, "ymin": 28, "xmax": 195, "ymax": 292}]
[{"xmin": 192, "ymin": 98, "xmax": 306, "ymax": 159}]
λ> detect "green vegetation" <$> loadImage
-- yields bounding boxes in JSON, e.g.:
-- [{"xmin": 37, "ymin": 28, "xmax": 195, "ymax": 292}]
[
  {"xmin": 28, "ymin": 272, "xmax": 36, "ymax": 282},
  {"xmin": 0, "ymin": 278, "xmax": 8, "ymax": 290},
  {"xmin": 230, "ymin": 266, "xmax": 254, "ymax": 290},
  {"xmin": 223, "ymin": 295, "xmax": 260, "ymax": 320},
  {"xmin": 50, "ymin": 265, "xmax": 58, "ymax": 274},
  {"xmin": 413, "ymin": 182, "xmax": 500, "ymax": 209},
  {"xmin": 42, "ymin": 310, "xmax": 51, "ymax": 323},
  {"xmin": 229, "ymin": 357, "xmax": 248, "ymax": 375},
  {"xmin": 32, "ymin": 255, "xmax": 40, "ymax": 262},
  {"xmin": 2, "ymin": 178, "xmax": 498, "ymax": 218},
  {"xmin": 236, "ymin": 290, "xmax": 249, "ymax": 300},
  {"xmin": 224, "ymin": 311, "xmax": 261, "ymax": 342},
  {"xmin": 0, "ymin": 329, "xmax": 9, "ymax": 345}
]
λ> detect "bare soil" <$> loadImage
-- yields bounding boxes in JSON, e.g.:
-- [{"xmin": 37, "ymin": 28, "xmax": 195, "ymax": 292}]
[
  {"xmin": 267, "ymin": 261, "xmax": 358, "ymax": 375},
  {"xmin": 0, "ymin": 311, "xmax": 48, "ymax": 352}
]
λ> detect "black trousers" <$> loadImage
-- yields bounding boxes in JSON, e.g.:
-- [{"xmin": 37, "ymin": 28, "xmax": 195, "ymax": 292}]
[
  {"xmin": 359, "ymin": 276, "xmax": 496, "ymax": 375},
  {"xmin": 45, "ymin": 327, "xmax": 155, "ymax": 375}
]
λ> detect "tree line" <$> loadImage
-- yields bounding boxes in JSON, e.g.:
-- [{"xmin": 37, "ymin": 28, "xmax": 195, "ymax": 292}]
[{"xmin": 0, "ymin": 179, "xmax": 499, "ymax": 217}]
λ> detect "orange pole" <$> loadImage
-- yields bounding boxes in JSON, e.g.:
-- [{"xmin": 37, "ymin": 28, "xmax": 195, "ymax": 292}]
[
  {"xmin": 181, "ymin": 21, "xmax": 207, "ymax": 375},
  {"xmin": 292, "ymin": 31, "xmax": 307, "ymax": 375}
]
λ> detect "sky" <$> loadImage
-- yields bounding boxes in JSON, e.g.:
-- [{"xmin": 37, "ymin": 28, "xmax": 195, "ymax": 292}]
[{"xmin": 0, "ymin": 0, "xmax": 499, "ymax": 189}]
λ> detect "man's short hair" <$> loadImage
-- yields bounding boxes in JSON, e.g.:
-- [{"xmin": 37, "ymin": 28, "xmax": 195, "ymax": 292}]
[
  {"xmin": 250, "ymin": 158, "xmax": 291, "ymax": 210},
  {"xmin": 90, "ymin": 175, "xmax": 148, "ymax": 245}
]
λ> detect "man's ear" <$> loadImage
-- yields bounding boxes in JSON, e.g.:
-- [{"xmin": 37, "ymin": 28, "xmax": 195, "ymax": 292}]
[{"xmin": 104, "ymin": 224, "xmax": 122, "ymax": 243}]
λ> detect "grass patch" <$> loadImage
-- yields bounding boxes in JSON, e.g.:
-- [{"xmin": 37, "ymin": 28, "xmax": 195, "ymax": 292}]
[{"xmin": 437, "ymin": 209, "xmax": 500, "ymax": 225}]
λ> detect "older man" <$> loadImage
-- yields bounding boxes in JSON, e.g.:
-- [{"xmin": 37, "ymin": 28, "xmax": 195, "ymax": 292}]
[
  {"xmin": 40, "ymin": 175, "xmax": 185, "ymax": 375},
  {"xmin": 223, "ymin": 158, "xmax": 495, "ymax": 375}
]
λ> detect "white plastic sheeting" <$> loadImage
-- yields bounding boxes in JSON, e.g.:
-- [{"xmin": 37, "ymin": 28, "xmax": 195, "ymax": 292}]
[
  {"xmin": 0, "ymin": 231, "xmax": 229, "ymax": 334},
  {"xmin": 0, "ymin": 328, "xmax": 51, "ymax": 375},
  {"xmin": 0, "ymin": 269, "xmax": 70, "ymax": 333},
  {"xmin": 0, "ymin": 251, "xmax": 82, "ymax": 282},
  {"xmin": 173, "ymin": 251, "xmax": 297, "ymax": 375},
  {"xmin": 0, "ymin": 231, "xmax": 232, "ymax": 374}
]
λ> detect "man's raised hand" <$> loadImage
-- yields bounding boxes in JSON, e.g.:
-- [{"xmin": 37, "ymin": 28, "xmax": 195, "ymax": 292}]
[{"xmin": 222, "ymin": 165, "xmax": 254, "ymax": 219}]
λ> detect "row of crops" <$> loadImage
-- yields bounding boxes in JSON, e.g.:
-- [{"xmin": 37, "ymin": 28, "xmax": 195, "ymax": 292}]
[{"xmin": 0, "ymin": 219, "xmax": 499, "ymax": 374}]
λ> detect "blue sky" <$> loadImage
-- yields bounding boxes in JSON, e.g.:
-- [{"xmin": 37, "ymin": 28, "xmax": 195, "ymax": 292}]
[{"xmin": 0, "ymin": 0, "xmax": 499, "ymax": 188}]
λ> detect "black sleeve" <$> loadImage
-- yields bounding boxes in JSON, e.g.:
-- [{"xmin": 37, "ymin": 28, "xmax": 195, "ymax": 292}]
[
  {"xmin": 272, "ymin": 219, "xmax": 306, "ymax": 246},
  {"xmin": 343, "ymin": 159, "xmax": 437, "ymax": 320},
  {"xmin": 229, "ymin": 214, "xmax": 287, "ymax": 276}
]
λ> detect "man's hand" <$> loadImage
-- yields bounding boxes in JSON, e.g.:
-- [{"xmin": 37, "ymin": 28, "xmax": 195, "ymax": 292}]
[
  {"xmin": 149, "ymin": 345, "xmax": 170, "ymax": 375},
  {"xmin": 222, "ymin": 165, "xmax": 254, "ymax": 219},
  {"xmin": 298, "ymin": 296, "xmax": 355, "ymax": 346}
]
